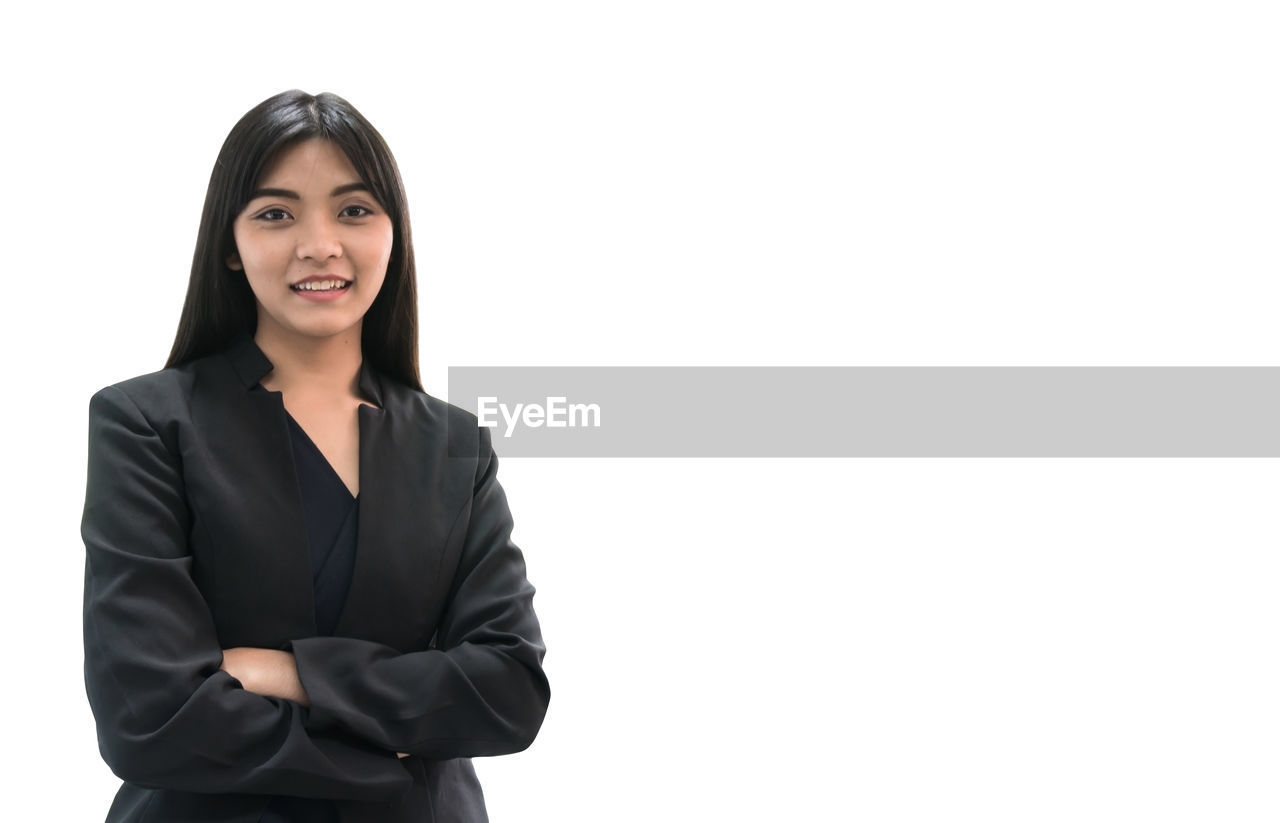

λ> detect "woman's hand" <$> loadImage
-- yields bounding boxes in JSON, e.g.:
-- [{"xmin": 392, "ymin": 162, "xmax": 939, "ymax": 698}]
[
  {"xmin": 221, "ymin": 649, "xmax": 410, "ymax": 758},
  {"xmin": 220, "ymin": 647, "xmax": 310, "ymax": 707}
]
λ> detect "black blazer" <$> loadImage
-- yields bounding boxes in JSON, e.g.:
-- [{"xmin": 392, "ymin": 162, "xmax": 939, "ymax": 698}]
[{"xmin": 81, "ymin": 335, "xmax": 549, "ymax": 823}]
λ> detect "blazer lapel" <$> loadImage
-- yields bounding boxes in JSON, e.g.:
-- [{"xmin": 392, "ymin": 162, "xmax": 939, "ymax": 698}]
[
  {"xmin": 333, "ymin": 363, "xmax": 443, "ymax": 650},
  {"xmin": 197, "ymin": 334, "xmax": 316, "ymax": 644}
]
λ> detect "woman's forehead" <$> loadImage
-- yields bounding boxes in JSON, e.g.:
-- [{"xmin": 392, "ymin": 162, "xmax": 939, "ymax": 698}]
[{"xmin": 256, "ymin": 139, "xmax": 363, "ymax": 190}]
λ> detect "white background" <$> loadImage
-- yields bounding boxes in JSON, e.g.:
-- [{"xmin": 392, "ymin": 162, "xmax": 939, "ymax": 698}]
[{"xmin": 3, "ymin": 1, "xmax": 1278, "ymax": 820}]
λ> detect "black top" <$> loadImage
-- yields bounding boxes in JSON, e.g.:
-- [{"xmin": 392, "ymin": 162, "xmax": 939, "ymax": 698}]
[
  {"xmin": 259, "ymin": 388, "xmax": 357, "ymax": 823},
  {"xmin": 249, "ymin": 384, "xmax": 359, "ymax": 631},
  {"xmin": 283, "ymin": 405, "xmax": 359, "ymax": 635}
]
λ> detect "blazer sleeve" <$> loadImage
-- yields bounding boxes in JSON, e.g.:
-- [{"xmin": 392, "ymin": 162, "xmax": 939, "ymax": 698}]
[
  {"xmin": 82, "ymin": 385, "xmax": 413, "ymax": 801},
  {"xmin": 288, "ymin": 423, "xmax": 550, "ymax": 759}
]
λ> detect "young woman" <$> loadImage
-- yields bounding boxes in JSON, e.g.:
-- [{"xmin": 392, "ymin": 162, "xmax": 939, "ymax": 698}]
[{"xmin": 81, "ymin": 90, "xmax": 549, "ymax": 823}]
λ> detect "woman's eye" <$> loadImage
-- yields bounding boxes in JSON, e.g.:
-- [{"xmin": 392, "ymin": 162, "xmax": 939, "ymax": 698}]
[
  {"xmin": 257, "ymin": 208, "xmax": 291, "ymax": 222},
  {"xmin": 341, "ymin": 205, "xmax": 373, "ymax": 218}
]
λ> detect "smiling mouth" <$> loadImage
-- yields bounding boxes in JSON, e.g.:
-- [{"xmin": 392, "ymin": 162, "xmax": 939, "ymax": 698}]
[{"xmin": 291, "ymin": 280, "xmax": 351, "ymax": 292}]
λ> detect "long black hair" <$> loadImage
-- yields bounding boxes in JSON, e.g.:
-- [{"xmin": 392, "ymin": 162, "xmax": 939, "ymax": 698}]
[{"xmin": 165, "ymin": 90, "xmax": 422, "ymax": 391}]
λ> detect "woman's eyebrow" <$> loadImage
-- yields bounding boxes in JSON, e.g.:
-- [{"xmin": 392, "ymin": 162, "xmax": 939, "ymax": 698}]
[
  {"xmin": 330, "ymin": 182, "xmax": 370, "ymax": 197},
  {"xmin": 247, "ymin": 182, "xmax": 370, "ymax": 200}
]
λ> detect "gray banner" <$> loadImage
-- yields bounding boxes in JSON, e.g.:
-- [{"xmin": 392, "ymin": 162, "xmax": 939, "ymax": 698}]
[{"xmin": 446, "ymin": 367, "xmax": 1280, "ymax": 457}]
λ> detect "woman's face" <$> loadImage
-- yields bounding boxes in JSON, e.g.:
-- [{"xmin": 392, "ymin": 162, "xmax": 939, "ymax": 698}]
[{"xmin": 229, "ymin": 139, "xmax": 393, "ymax": 347}]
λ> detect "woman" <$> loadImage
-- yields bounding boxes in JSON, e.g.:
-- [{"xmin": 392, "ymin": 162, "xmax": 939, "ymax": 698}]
[{"xmin": 81, "ymin": 90, "xmax": 549, "ymax": 823}]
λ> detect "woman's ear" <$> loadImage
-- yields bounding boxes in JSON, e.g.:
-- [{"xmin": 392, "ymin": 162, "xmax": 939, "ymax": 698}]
[{"xmin": 226, "ymin": 251, "xmax": 243, "ymax": 271}]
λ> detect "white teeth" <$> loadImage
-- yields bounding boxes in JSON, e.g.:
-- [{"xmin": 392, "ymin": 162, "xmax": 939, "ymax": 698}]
[{"xmin": 293, "ymin": 280, "xmax": 348, "ymax": 291}]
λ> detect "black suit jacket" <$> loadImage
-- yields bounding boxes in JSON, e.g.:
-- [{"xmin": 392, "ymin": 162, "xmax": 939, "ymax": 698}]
[{"xmin": 82, "ymin": 335, "xmax": 549, "ymax": 822}]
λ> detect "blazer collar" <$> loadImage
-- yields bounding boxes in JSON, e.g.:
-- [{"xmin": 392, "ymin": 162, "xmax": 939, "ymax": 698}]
[{"xmin": 223, "ymin": 332, "xmax": 385, "ymax": 408}]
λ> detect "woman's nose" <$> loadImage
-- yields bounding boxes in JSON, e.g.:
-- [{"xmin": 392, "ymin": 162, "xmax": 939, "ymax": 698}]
[{"xmin": 295, "ymin": 216, "xmax": 342, "ymax": 262}]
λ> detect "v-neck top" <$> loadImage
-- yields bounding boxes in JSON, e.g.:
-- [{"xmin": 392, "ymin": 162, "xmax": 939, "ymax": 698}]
[
  {"xmin": 251, "ymin": 383, "xmax": 360, "ymax": 636},
  {"xmin": 254, "ymin": 385, "xmax": 357, "ymax": 823},
  {"xmin": 283, "ymin": 408, "xmax": 359, "ymax": 636}
]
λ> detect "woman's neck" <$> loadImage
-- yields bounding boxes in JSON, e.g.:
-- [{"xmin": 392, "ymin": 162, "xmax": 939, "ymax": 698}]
[{"xmin": 253, "ymin": 325, "xmax": 364, "ymax": 401}]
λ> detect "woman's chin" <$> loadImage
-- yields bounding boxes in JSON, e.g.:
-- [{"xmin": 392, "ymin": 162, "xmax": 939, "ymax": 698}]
[{"xmin": 256, "ymin": 316, "xmax": 364, "ymax": 346}]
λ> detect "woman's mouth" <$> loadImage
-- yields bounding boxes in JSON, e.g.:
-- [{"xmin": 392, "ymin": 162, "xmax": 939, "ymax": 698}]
[
  {"xmin": 290, "ymin": 279, "xmax": 352, "ymax": 301},
  {"xmin": 291, "ymin": 279, "xmax": 350, "ymax": 292}
]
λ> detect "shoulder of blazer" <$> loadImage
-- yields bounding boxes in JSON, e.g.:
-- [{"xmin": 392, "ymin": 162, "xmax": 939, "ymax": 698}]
[{"xmin": 88, "ymin": 360, "xmax": 199, "ymax": 458}]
